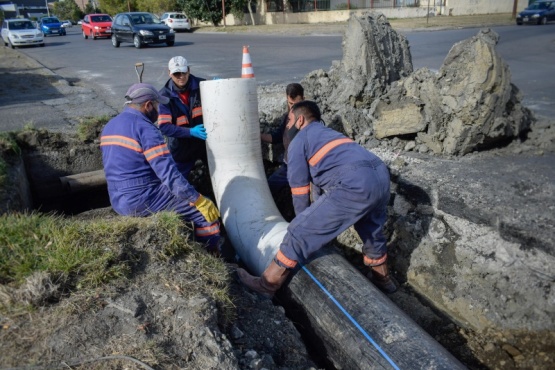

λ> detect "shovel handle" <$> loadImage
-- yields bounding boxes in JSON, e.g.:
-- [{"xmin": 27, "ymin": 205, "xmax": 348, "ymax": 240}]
[{"xmin": 134, "ymin": 63, "xmax": 144, "ymax": 83}]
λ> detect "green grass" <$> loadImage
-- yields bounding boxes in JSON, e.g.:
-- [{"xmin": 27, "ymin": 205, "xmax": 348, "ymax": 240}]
[
  {"xmin": 77, "ymin": 115, "xmax": 112, "ymax": 142},
  {"xmin": 0, "ymin": 211, "xmax": 234, "ymax": 319},
  {"xmin": 0, "ymin": 212, "xmax": 127, "ymax": 287}
]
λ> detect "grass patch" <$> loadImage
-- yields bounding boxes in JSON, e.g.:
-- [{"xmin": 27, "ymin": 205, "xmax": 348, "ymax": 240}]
[
  {"xmin": 0, "ymin": 212, "xmax": 128, "ymax": 287},
  {"xmin": 77, "ymin": 115, "xmax": 112, "ymax": 142},
  {"xmin": 0, "ymin": 211, "xmax": 199, "ymax": 289},
  {"xmin": 0, "ymin": 211, "xmax": 233, "ymax": 318}
]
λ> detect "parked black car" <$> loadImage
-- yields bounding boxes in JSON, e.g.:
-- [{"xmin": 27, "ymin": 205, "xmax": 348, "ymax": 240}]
[{"xmin": 111, "ymin": 12, "xmax": 174, "ymax": 48}]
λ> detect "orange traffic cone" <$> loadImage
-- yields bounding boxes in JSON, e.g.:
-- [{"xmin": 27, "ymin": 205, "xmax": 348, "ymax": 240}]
[{"xmin": 241, "ymin": 45, "xmax": 255, "ymax": 78}]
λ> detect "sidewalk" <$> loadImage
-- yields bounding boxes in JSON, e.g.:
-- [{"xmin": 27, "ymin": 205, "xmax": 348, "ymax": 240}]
[{"xmin": 194, "ymin": 13, "xmax": 515, "ymax": 35}]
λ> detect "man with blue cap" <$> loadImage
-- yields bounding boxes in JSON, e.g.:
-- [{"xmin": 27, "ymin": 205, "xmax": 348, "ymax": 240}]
[{"xmin": 100, "ymin": 83, "xmax": 221, "ymax": 254}]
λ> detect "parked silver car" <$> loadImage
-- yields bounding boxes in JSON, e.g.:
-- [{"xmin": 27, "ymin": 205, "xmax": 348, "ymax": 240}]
[
  {"xmin": 1, "ymin": 18, "xmax": 44, "ymax": 48},
  {"xmin": 160, "ymin": 12, "xmax": 191, "ymax": 32}
]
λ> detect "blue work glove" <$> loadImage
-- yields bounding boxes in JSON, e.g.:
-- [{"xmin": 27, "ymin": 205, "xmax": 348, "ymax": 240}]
[{"xmin": 190, "ymin": 124, "xmax": 207, "ymax": 140}]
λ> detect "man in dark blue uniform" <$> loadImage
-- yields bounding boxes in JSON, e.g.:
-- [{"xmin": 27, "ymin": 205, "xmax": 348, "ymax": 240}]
[
  {"xmin": 100, "ymin": 83, "xmax": 221, "ymax": 253},
  {"xmin": 238, "ymin": 101, "xmax": 396, "ymax": 296},
  {"xmin": 260, "ymin": 83, "xmax": 305, "ymax": 197},
  {"xmin": 158, "ymin": 56, "xmax": 207, "ymax": 179}
]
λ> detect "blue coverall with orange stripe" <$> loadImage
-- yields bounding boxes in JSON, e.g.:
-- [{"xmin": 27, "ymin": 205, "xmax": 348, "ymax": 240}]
[
  {"xmin": 100, "ymin": 106, "xmax": 220, "ymax": 248},
  {"xmin": 275, "ymin": 121, "xmax": 390, "ymax": 269},
  {"xmin": 158, "ymin": 76, "xmax": 206, "ymax": 178}
]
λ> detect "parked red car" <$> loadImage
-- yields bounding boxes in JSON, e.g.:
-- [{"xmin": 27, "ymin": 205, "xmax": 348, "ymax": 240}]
[{"xmin": 81, "ymin": 14, "xmax": 112, "ymax": 39}]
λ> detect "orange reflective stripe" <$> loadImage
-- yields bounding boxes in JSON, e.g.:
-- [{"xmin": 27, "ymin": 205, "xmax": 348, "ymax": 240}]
[
  {"xmin": 192, "ymin": 107, "xmax": 202, "ymax": 119},
  {"xmin": 308, "ymin": 138, "xmax": 353, "ymax": 166},
  {"xmin": 276, "ymin": 250, "xmax": 297, "ymax": 269},
  {"xmin": 363, "ymin": 253, "xmax": 387, "ymax": 267},
  {"xmin": 158, "ymin": 114, "xmax": 172, "ymax": 125},
  {"xmin": 195, "ymin": 224, "xmax": 220, "ymax": 237},
  {"xmin": 291, "ymin": 185, "xmax": 310, "ymax": 195},
  {"xmin": 144, "ymin": 144, "xmax": 169, "ymax": 161},
  {"xmin": 176, "ymin": 116, "xmax": 189, "ymax": 126},
  {"xmin": 100, "ymin": 135, "xmax": 142, "ymax": 152}
]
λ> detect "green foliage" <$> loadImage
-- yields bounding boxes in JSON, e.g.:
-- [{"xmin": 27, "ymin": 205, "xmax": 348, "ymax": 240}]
[
  {"xmin": 99, "ymin": 0, "xmax": 177, "ymax": 14},
  {"xmin": 77, "ymin": 115, "xmax": 112, "ymax": 142},
  {"xmin": 230, "ymin": 0, "xmax": 249, "ymax": 20},
  {"xmin": 84, "ymin": 3, "xmax": 97, "ymax": 14},
  {"xmin": 178, "ymin": 0, "xmax": 225, "ymax": 26},
  {"xmin": 99, "ymin": 0, "xmax": 136, "ymax": 15},
  {"xmin": 335, "ymin": 3, "xmax": 357, "ymax": 10},
  {"xmin": 136, "ymin": 0, "xmax": 178, "ymax": 14},
  {"xmin": 53, "ymin": 0, "xmax": 82, "ymax": 22}
]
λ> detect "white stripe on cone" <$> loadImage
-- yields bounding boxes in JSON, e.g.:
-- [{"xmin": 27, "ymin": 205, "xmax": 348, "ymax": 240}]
[{"xmin": 242, "ymin": 45, "xmax": 255, "ymax": 78}]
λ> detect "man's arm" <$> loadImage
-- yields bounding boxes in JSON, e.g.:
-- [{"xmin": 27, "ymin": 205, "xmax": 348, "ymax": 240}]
[
  {"xmin": 287, "ymin": 136, "xmax": 311, "ymax": 215},
  {"xmin": 157, "ymin": 103, "xmax": 192, "ymax": 139}
]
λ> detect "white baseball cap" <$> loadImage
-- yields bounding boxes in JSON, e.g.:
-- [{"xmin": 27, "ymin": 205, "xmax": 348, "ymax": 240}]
[{"xmin": 168, "ymin": 56, "xmax": 189, "ymax": 74}]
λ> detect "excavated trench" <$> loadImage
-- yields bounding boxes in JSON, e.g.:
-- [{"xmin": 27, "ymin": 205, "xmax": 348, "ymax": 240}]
[{"xmin": 5, "ymin": 125, "xmax": 554, "ymax": 369}]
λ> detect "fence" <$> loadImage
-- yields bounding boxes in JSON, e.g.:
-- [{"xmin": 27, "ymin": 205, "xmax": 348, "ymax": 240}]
[{"xmin": 271, "ymin": 0, "xmax": 430, "ymax": 13}]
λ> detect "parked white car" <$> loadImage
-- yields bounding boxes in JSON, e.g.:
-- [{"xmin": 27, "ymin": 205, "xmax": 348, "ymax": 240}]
[
  {"xmin": 61, "ymin": 20, "xmax": 73, "ymax": 28},
  {"xmin": 1, "ymin": 18, "xmax": 44, "ymax": 48},
  {"xmin": 160, "ymin": 12, "xmax": 191, "ymax": 32}
]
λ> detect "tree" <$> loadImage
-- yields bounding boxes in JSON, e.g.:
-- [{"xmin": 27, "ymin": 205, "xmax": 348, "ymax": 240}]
[
  {"xmin": 53, "ymin": 0, "xmax": 82, "ymax": 22},
  {"xmin": 176, "ymin": 0, "xmax": 250, "ymax": 26},
  {"xmin": 177, "ymin": 0, "xmax": 225, "ymax": 26},
  {"xmin": 136, "ymin": 0, "xmax": 178, "ymax": 14},
  {"xmin": 98, "ymin": 0, "xmax": 136, "ymax": 15}
]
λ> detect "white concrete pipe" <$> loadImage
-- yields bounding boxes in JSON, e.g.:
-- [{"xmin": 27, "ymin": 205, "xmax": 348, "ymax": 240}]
[
  {"xmin": 200, "ymin": 77, "xmax": 465, "ymax": 369},
  {"xmin": 200, "ymin": 78, "xmax": 287, "ymax": 275}
]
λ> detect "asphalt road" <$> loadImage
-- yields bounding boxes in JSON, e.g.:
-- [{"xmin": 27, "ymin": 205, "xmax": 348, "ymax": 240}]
[{"xmin": 14, "ymin": 23, "xmax": 555, "ymax": 120}]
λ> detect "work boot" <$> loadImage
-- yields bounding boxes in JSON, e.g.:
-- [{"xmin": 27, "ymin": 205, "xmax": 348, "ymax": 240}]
[
  {"xmin": 368, "ymin": 263, "xmax": 397, "ymax": 294},
  {"xmin": 237, "ymin": 260, "xmax": 290, "ymax": 298}
]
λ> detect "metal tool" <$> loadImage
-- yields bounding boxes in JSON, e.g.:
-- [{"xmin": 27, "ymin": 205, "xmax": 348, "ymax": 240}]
[{"xmin": 134, "ymin": 62, "xmax": 144, "ymax": 83}]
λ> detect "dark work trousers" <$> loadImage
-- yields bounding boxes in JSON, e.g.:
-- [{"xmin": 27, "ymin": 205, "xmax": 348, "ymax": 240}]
[
  {"xmin": 279, "ymin": 160, "xmax": 390, "ymax": 263},
  {"xmin": 268, "ymin": 163, "xmax": 289, "ymax": 197}
]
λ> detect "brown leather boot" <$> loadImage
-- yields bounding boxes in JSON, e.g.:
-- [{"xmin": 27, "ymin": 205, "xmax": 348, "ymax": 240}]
[
  {"xmin": 369, "ymin": 263, "xmax": 397, "ymax": 294},
  {"xmin": 237, "ymin": 260, "xmax": 290, "ymax": 298}
]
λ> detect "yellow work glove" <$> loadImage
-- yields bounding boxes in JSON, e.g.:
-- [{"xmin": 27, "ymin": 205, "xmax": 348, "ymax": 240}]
[{"xmin": 191, "ymin": 195, "xmax": 220, "ymax": 223}]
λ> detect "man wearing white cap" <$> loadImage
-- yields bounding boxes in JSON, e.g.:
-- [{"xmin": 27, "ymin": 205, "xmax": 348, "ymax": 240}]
[
  {"xmin": 158, "ymin": 56, "xmax": 207, "ymax": 179},
  {"xmin": 100, "ymin": 83, "xmax": 221, "ymax": 254}
]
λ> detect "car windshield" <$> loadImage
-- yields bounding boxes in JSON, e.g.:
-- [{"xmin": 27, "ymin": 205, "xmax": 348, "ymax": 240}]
[
  {"xmin": 9, "ymin": 21, "xmax": 35, "ymax": 30},
  {"xmin": 130, "ymin": 14, "xmax": 160, "ymax": 25},
  {"xmin": 42, "ymin": 18, "xmax": 59, "ymax": 24},
  {"xmin": 92, "ymin": 15, "xmax": 112, "ymax": 22},
  {"xmin": 174, "ymin": 14, "xmax": 187, "ymax": 19},
  {"xmin": 528, "ymin": 2, "xmax": 550, "ymax": 9}
]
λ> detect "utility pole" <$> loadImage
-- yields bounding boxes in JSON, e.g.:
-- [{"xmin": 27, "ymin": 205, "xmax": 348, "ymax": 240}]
[
  {"xmin": 222, "ymin": 0, "xmax": 226, "ymax": 27},
  {"xmin": 45, "ymin": 0, "xmax": 50, "ymax": 16},
  {"xmin": 512, "ymin": 0, "xmax": 519, "ymax": 19}
]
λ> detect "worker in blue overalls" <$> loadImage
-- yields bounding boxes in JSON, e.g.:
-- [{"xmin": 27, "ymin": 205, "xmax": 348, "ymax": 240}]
[
  {"xmin": 238, "ymin": 100, "xmax": 396, "ymax": 296},
  {"xmin": 100, "ymin": 83, "xmax": 221, "ymax": 254},
  {"xmin": 158, "ymin": 56, "xmax": 207, "ymax": 179}
]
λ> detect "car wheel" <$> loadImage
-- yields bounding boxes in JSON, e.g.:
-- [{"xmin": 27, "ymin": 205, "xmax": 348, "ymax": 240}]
[
  {"xmin": 83, "ymin": 30, "xmax": 88, "ymax": 39},
  {"xmin": 166, "ymin": 40, "xmax": 175, "ymax": 47},
  {"xmin": 93, "ymin": 34, "xmax": 97, "ymax": 40},
  {"xmin": 516, "ymin": 21, "xmax": 523, "ymax": 25},
  {"xmin": 540, "ymin": 17, "xmax": 547, "ymax": 25},
  {"xmin": 133, "ymin": 35, "xmax": 142, "ymax": 49},
  {"xmin": 3, "ymin": 39, "xmax": 7, "ymax": 47},
  {"xmin": 112, "ymin": 34, "xmax": 120, "ymax": 48},
  {"xmin": 40, "ymin": 43, "xmax": 45, "ymax": 47},
  {"xmin": 9, "ymin": 40, "xmax": 15, "ymax": 49}
]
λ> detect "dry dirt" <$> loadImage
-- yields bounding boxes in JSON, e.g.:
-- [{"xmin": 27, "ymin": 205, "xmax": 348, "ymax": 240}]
[{"xmin": 0, "ymin": 13, "xmax": 546, "ymax": 370}]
